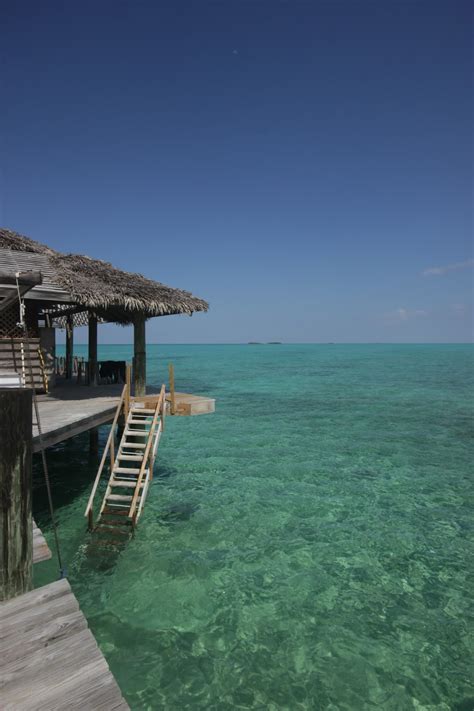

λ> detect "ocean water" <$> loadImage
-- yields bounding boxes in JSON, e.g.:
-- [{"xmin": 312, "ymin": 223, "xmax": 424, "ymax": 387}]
[{"xmin": 34, "ymin": 344, "xmax": 473, "ymax": 711}]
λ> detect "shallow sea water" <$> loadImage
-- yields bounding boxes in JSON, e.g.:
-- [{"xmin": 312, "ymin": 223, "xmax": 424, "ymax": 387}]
[{"xmin": 34, "ymin": 344, "xmax": 473, "ymax": 710}]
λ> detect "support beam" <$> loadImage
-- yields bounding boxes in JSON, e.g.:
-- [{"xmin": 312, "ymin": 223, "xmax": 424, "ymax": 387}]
[
  {"xmin": 65, "ymin": 315, "xmax": 74, "ymax": 379},
  {"xmin": 0, "ymin": 271, "xmax": 42, "ymax": 316},
  {"xmin": 88, "ymin": 314, "xmax": 98, "ymax": 386},
  {"xmin": 0, "ymin": 388, "xmax": 33, "ymax": 601},
  {"xmin": 133, "ymin": 316, "xmax": 146, "ymax": 397},
  {"xmin": 89, "ymin": 427, "xmax": 99, "ymax": 462}
]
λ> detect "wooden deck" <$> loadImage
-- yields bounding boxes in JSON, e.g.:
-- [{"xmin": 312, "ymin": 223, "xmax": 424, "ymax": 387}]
[
  {"xmin": 0, "ymin": 579, "xmax": 129, "ymax": 710},
  {"xmin": 33, "ymin": 383, "xmax": 120, "ymax": 452},
  {"xmin": 33, "ymin": 382, "xmax": 215, "ymax": 451},
  {"xmin": 171, "ymin": 391, "xmax": 216, "ymax": 416},
  {"xmin": 33, "ymin": 521, "xmax": 51, "ymax": 564}
]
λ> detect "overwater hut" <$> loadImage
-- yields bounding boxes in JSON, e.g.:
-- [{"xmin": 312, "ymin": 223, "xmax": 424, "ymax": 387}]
[{"xmin": 0, "ymin": 228, "xmax": 208, "ymax": 395}]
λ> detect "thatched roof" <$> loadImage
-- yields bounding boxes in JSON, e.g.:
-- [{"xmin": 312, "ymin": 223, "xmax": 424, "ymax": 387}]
[{"xmin": 0, "ymin": 228, "xmax": 209, "ymax": 324}]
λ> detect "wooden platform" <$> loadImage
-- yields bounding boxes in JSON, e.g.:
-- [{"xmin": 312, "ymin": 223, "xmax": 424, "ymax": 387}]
[
  {"xmin": 33, "ymin": 383, "xmax": 120, "ymax": 452},
  {"xmin": 170, "ymin": 391, "xmax": 215, "ymax": 416},
  {"xmin": 33, "ymin": 382, "xmax": 215, "ymax": 451},
  {"xmin": 0, "ymin": 579, "xmax": 129, "ymax": 710},
  {"xmin": 33, "ymin": 521, "xmax": 51, "ymax": 564}
]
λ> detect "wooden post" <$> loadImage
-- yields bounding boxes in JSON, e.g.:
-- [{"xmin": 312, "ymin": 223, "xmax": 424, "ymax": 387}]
[
  {"xmin": 65, "ymin": 315, "xmax": 74, "ymax": 379},
  {"xmin": 117, "ymin": 363, "xmax": 131, "ymax": 442},
  {"xmin": 125, "ymin": 363, "xmax": 131, "ymax": 414},
  {"xmin": 133, "ymin": 316, "xmax": 146, "ymax": 397},
  {"xmin": 0, "ymin": 388, "xmax": 33, "ymax": 601},
  {"xmin": 89, "ymin": 427, "xmax": 99, "ymax": 462},
  {"xmin": 169, "ymin": 363, "xmax": 176, "ymax": 415},
  {"xmin": 88, "ymin": 314, "xmax": 98, "ymax": 387}
]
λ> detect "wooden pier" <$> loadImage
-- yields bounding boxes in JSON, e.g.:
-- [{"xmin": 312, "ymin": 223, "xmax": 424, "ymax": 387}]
[
  {"xmin": 33, "ymin": 383, "xmax": 120, "ymax": 452},
  {"xmin": 0, "ymin": 579, "xmax": 129, "ymax": 710},
  {"xmin": 33, "ymin": 382, "xmax": 215, "ymax": 452}
]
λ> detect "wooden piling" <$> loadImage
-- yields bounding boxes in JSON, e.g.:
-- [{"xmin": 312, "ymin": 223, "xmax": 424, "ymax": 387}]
[
  {"xmin": 65, "ymin": 315, "xmax": 74, "ymax": 379},
  {"xmin": 133, "ymin": 316, "xmax": 146, "ymax": 397},
  {"xmin": 169, "ymin": 363, "xmax": 176, "ymax": 415},
  {"xmin": 0, "ymin": 388, "xmax": 33, "ymax": 601},
  {"xmin": 88, "ymin": 314, "xmax": 98, "ymax": 387}
]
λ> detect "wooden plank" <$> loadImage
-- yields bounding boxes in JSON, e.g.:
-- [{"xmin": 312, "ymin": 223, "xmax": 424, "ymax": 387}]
[
  {"xmin": 1, "ymin": 610, "xmax": 86, "ymax": 665},
  {"xmin": 32, "ymin": 520, "xmax": 52, "ymax": 564},
  {"xmin": 0, "ymin": 579, "xmax": 129, "ymax": 710},
  {"xmin": 0, "ymin": 578, "xmax": 70, "ymax": 618},
  {"xmin": 0, "ymin": 388, "xmax": 33, "ymax": 601},
  {"xmin": 0, "ymin": 592, "xmax": 79, "ymax": 640}
]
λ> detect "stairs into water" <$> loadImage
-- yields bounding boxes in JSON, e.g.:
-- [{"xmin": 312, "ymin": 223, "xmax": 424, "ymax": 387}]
[{"xmin": 85, "ymin": 382, "xmax": 166, "ymax": 540}]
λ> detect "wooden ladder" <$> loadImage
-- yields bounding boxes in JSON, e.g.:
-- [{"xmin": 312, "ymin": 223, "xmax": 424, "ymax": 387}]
[{"xmin": 85, "ymin": 382, "xmax": 166, "ymax": 543}]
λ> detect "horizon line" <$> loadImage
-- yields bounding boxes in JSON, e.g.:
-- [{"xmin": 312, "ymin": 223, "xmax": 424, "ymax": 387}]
[{"xmin": 56, "ymin": 341, "xmax": 474, "ymax": 346}]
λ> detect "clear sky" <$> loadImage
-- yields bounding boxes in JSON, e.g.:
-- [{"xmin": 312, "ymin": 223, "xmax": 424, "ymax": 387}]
[{"xmin": 2, "ymin": 1, "xmax": 472, "ymax": 343}]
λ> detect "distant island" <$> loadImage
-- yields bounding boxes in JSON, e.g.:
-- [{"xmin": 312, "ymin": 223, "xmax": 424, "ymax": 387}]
[{"xmin": 247, "ymin": 341, "xmax": 282, "ymax": 345}]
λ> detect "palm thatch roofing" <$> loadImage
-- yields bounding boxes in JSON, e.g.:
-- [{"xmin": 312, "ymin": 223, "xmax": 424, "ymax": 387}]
[{"xmin": 0, "ymin": 228, "xmax": 209, "ymax": 325}]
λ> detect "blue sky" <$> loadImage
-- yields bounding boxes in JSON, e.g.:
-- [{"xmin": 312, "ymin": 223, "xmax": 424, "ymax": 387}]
[{"xmin": 2, "ymin": 0, "xmax": 472, "ymax": 343}]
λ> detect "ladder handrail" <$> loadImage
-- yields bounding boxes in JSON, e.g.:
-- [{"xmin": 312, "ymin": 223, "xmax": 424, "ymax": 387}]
[
  {"xmin": 84, "ymin": 383, "xmax": 128, "ymax": 522},
  {"xmin": 129, "ymin": 384, "xmax": 166, "ymax": 521}
]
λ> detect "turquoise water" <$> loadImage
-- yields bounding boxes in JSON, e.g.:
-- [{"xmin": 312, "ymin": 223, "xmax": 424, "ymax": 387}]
[{"xmin": 34, "ymin": 344, "xmax": 473, "ymax": 710}]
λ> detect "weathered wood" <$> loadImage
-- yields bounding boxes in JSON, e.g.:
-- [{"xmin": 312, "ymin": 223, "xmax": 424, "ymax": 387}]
[
  {"xmin": 0, "ymin": 270, "xmax": 43, "ymax": 287},
  {"xmin": 30, "ymin": 383, "xmax": 214, "ymax": 453},
  {"xmin": 133, "ymin": 315, "xmax": 146, "ymax": 397},
  {"xmin": 32, "ymin": 520, "xmax": 52, "ymax": 564},
  {"xmin": 169, "ymin": 362, "xmax": 176, "ymax": 415},
  {"xmin": 88, "ymin": 314, "xmax": 98, "ymax": 386},
  {"xmin": 0, "ymin": 578, "xmax": 129, "ymax": 709},
  {"xmin": 65, "ymin": 315, "xmax": 74, "ymax": 380},
  {"xmin": 32, "ymin": 382, "xmax": 123, "ymax": 452},
  {"xmin": 0, "ymin": 388, "xmax": 33, "ymax": 601}
]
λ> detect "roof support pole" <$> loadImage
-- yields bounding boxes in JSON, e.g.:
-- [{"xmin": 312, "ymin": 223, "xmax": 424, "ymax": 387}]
[
  {"xmin": 133, "ymin": 315, "xmax": 146, "ymax": 397},
  {"xmin": 65, "ymin": 315, "xmax": 74, "ymax": 380},
  {"xmin": 0, "ymin": 388, "xmax": 33, "ymax": 601},
  {"xmin": 88, "ymin": 314, "xmax": 98, "ymax": 387}
]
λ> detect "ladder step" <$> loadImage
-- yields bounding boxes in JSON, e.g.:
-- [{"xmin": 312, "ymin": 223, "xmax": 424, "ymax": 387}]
[
  {"xmin": 101, "ymin": 508, "xmax": 131, "ymax": 517},
  {"xmin": 131, "ymin": 408, "xmax": 156, "ymax": 414},
  {"xmin": 124, "ymin": 429, "xmax": 148, "ymax": 437},
  {"xmin": 106, "ymin": 494, "xmax": 135, "ymax": 502},
  {"xmin": 94, "ymin": 525, "xmax": 131, "ymax": 536},
  {"xmin": 118, "ymin": 454, "xmax": 144, "ymax": 461},
  {"xmin": 90, "ymin": 538, "xmax": 126, "ymax": 547},
  {"xmin": 113, "ymin": 466, "xmax": 142, "ymax": 474},
  {"xmin": 128, "ymin": 419, "xmax": 152, "ymax": 425},
  {"xmin": 121, "ymin": 442, "xmax": 146, "ymax": 449},
  {"xmin": 110, "ymin": 480, "xmax": 145, "ymax": 488}
]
